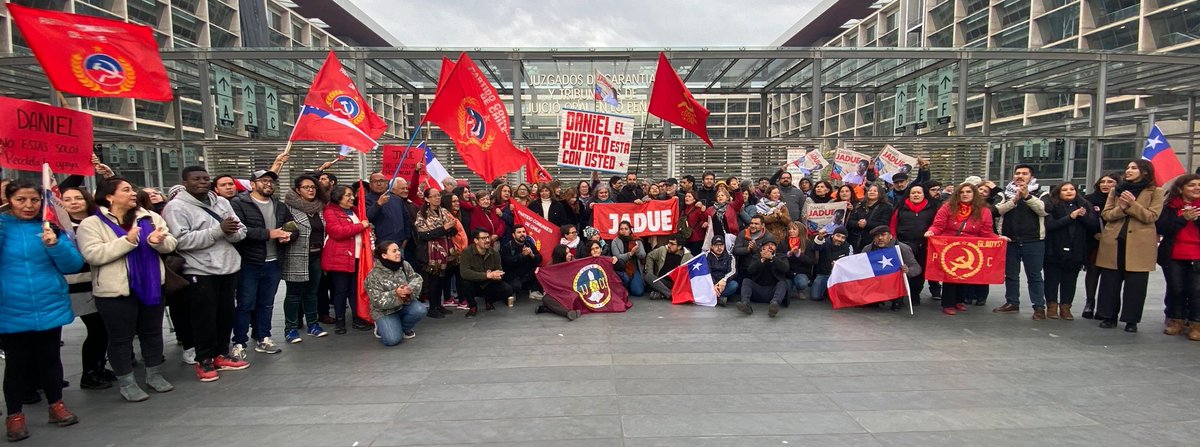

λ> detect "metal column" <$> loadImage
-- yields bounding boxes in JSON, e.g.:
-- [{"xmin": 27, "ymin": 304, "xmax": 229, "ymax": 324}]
[
  {"xmin": 872, "ymin": 91, "xmax": 881, "ymax": 136},
  {"xmin": 759, "ymin": 92, "xmax": 769, "ymax": 137},
  {"xmin": 198, "ymin": 61, "xmax": 215, "ymax": 140},
  {"xmin": 354, "ymin": 56, "xmax": 369, "ymax": 180},
  {"xmin": 955, "ymin": 58, "xmax": 968, "ymax": 136},
  {"xmin": 512, "ymin": 61, "xmax": 523, "ymax": 141},
  {"xmin": 810, "ymin": 57, "xmax": 823, "ymax": 138},
  {"xmin": 1187, "ymin": 97, "xmax": 1196, "ymax": 172},
  {"xmin": 173, "ymin": 89, "xmax": 188, "ymax": 179},
  {"xmin": 1086, "ymin": 62, "xmax": 1107, "ymax": 186},
  {"xmin": 410, "ymin": 93, "xmax": 420, "ymax": 139}
]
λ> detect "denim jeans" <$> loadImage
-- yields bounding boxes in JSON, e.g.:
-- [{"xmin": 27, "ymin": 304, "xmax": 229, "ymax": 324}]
[
  {"xmin": 618, "ymin": 270, "xmax": 646, "ymax": 297},
  {"xmin": 790, "ymin": 274, "xmax": 810, "ymax": 293},
  {"xmin": 284, "ymin": 255, "xmax": 322, "ymax": 330},
  {"xmin": 233, "ymin": 260, "xmax": 282, "ymax": 345},
  {"xmin": 811, "ymin": 274, "xmax": 830, "ymax": 300},
  {"xmin": 374, "ymin": 300, "xmax": 428, "ymax": 347},
  {"xmin": 1004, "ymin": 240, "xmax": 1046, "ymax": 309},
  {"xmin": 719, "ymin": 279, "xmax": 739, "ymax": 297}
]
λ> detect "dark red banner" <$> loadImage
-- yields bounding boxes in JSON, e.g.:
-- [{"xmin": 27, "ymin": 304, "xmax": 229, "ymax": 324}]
[
  {"xmin": 591, "ymin": 197, "xmax": 678, "ymax": 240},
  {"xmin": 535, "ymin": 257, "xmax": 632, "ymax": 314},
  {"xmin": 0, "ymin": 97, "xmax": 94, "ymax": 175},
  {"xmin": 510, "ymin": 199, "xmax": 560, "ymax": 267},
  {"xmin": 926, "ymin": 236, "xmax": 1006, "ymax": 285}
]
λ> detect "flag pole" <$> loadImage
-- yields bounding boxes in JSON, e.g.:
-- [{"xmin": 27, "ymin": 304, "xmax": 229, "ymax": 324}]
[
  {"xmin": 385, "ymin": 123, "xmax": 424, "ymax": 197},
  {"xmin": 281, "ymin": 107, "xmax": 306, "ymax": 155},
  {"xmin": 897, "ymin": 246, "xmax": 914, "ymax": 316}
]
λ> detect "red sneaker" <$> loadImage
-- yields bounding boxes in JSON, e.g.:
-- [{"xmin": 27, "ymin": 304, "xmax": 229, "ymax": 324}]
[
  {"xmin": 6, "ymin": 414, "xmax": 29, "ymax": 442},
  {"xmin": 195, "ymin": 361, "xmax": 219, "ymax": 382},
  {"xmin": 214, "ymin": 355, "xmax": 249, "ymax": 371},
  {"xmin": 955, "ymin": 303, "xmax": 969, "ymax": 311},
  {"xmin": 943, "ymin": 307, "xmax": 957, "ymax": 315},
  {"xmin": 47, "ymin": 401, "xmax": 78, "ymax": 427}
]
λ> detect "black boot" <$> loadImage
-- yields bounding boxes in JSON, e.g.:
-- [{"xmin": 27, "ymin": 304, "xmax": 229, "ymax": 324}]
[
  {"xmin": 426, "ymin": 306, "xmax": 446, "ymax": 319},
  {"xmin": 79, "ymin": 370, "xmax": 112, "ymax": 390},
  {"xmin": 334, "ymin": 317, "xmax": 347, "ymax": 335}
]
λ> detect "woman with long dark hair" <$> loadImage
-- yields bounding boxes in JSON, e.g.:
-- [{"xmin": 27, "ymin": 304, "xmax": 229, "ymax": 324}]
[
  {"xmin": 1042, "ymin": 182, "xmax": 1100, "ymax": 320},
  {"xmin": 848, "ymin": 184, "xmax": 893, "ymax": 252},
  {"xmin": 77, "ymin": 177, "xmax": 178, "ymax": 402},
  {"xmin": 364, "ymin": 240, "xmax": 426, "ymax": 346},
  {"xmin": 834, "ymin": 184, "xmax": 858, "ymax": 206},
  {"xmin": 681, "ymin": 191, "xmax": 710, "ymax": 254},
  {"xmin": 1096, "ymin": 160, "xmax": 1164, "ymax": 332},
  {"xmin": 611, "ymin": 220, "xmax": 647, "ymax": 296},
  {"xmin": 529, "ymin": 184, "xmax": 568, "ymax": 227},
  {"xmin": 1157, "ymin": 173, "xmax": 1200, "ymax": 338},
  {"xmin": 281, "ymin": 174, "xmax": 329, "ymax": 343},
  {"xmin": 321, "ymin": 185, "xmax": 373, "ymax": 333},
  {"xmin": 756, "ymin": 186, "xmax": 791, "ymax": 244},
  {"xmin": 414, "ymin": 188, "xmax": 460, "ymax": 318},
  {"xmin": 810, "ymin": 181, "xmax": 834, "ymax": 204},
  {"xmin": 1, "ymin": 181, "xmax": 85, "ymax": 441},
  {"xmin": 1082, "ymin": 172, "xmax": 1121, "ymax": 319},
  {"xmin": 60, "ymin": 186, "xmax": 116, "ymax": 390},
  {"xmin": 925, "ymin": 182, "xmax": 997, "ymax": 315}
]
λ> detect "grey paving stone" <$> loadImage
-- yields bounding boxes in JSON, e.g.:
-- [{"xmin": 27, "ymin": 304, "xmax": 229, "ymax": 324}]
[
  {"xmin": 621, "ymin": 412, "xmax": 867, "ymax": 437},
  {"xmin": 809, "ymin": 373, "xmax": 1015, "ymax": 393},
  {"xmin": 611, "ymin": 363, "xmax": 802, "ymax": 379},
  {"xmin": 617, "ymin": 377, "xmax": 820, "ymax": 395},
  {"xmin": 399, "ymin": 396, "xmax": 620, "ymax": 421},
  {"xmin": 622, "ymin": 434, "xmax": 884, "ymax": 447},
  {"xmin": 618, "ymin": 393, "xmax": 841, "ymax": 414},
  {"xmin": 872, "ymin": 426, "xmax": 1141, "ymax": 447},
  {"xmin": 829, "ymin": 388, "xmax": 1057, "ymax": 411},
  {"xmin": 410, "ymin": 379, "xmax": 616, "ymax": 402},
  {"xmin": 372, "ymin": 415, "xmax": 623, "ymax": 444},
  {"xmin": 849, "ymin": 405, "xmax": 1099, "ymax": 433}
]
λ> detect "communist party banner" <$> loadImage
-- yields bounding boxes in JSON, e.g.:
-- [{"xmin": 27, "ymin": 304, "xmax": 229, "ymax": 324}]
[
  {"xmin": 926, "ymin": 236, "xmax": 1006, "ymax": 285},
  {"xmin": 558, "ymin": 108, "xmax": 634, "ymax": 174},
  {"xmin": 830, "ymin": 148, "xmax": 871, "ymax": 186},
  {"xmin": 592, "ymin": 198, "xmax": 679, "ymax": 240},
  {"xmin": 805, "ymin": 202, "xmax": 849, "ymax": 234},
  {"xmin": 510, "ymin": 199, "xmax": 560, "ymax": 267},
  {"xmin": 536, "ymin": 257, "xmax": 632, "ymax": 315},
  {"xmin": 0, "ymin": 97, "xmax": 94, "ymax": 175},
  {"xmin": 875, "ymin": 144, "xmax": 918, "ymax": 184}
]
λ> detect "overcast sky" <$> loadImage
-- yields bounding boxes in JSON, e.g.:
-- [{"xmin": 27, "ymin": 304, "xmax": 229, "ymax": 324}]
[{"xmin": 353, "ymin": 0, "xmax": 820, "ymax": 47}]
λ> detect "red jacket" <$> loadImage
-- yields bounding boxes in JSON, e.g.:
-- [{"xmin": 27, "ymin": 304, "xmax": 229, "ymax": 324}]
[
  {"xmin": 929, "ymin": 203, "xmax": 996, "ymax": 237},
  {"xmin": 470, "ymin": 205, "xmax": 507, "ymax": 239},
  {"xmin": 706, "ymin": 194, "xmax": 745, "ymax": 235},
  {"xmin": 682, "ymin": 204, "xmax": 708, "ymax": 243},
  {"xmin": 321, "ymin": 204, "xmax": 370, "ymax": 273}
]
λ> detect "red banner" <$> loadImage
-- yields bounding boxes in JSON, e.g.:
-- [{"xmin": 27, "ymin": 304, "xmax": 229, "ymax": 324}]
[
  {"xmin": 0, "ymin": 97, "xmax": 94, "ymax": 175},
  {"xmin": 510, "ymin": 199, "xmax": 560, "ymax": 267},
  {"xmin": 926, "ymin": 236, "xmax": 1007, "ymax": 285},
  {"xmin": 591, "ymin": 198, "xmax": 679, "ymax": 240},
  {"xmin": 382, "ymin": 144, "xmax": 422, "ymax": 181},
  {"xmin": 535, "ymin": 257, "xmax": 632, "ymax": 315}
]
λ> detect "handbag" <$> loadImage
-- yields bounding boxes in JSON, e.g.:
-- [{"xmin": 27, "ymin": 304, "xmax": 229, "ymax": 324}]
[{"xmin": 162, "ymin": 253, "xmax": 189, "ymax": 295}]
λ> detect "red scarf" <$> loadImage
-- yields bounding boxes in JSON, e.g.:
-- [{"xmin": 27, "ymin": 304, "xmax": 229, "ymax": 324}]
[
  {"xmin": 955, "ymin": 203, "xmax": 973, "ymax": 221},
  {"xmin": 904, "ymin": 199, "xmax": 929, "ymax": 214}
]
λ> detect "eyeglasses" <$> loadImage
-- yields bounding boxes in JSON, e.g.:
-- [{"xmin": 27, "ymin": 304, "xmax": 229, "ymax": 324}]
[
  {"xmin": 298, "ymin": 185, "xmax": 316, "ymax": 190},
  {"xmin": 475, "ymin": 236, "xmax": 490, "ymax": 240},
  {"xmin": 568, "ymin": 230, "xmax": 577, "ymax": 234}
]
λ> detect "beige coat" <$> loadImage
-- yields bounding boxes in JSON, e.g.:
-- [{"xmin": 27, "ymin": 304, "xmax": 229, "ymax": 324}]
[
  {"xmin": 76, "ymin": 207, "xmax": 177, "ymax": 298},
  {"xmin": 1096, "ymin": 186, "xmax": 1163, "ymax": 272}
]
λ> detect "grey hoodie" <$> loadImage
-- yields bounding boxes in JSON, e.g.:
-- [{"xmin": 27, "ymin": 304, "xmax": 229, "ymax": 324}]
[{"xmin": 162, "ymin": 191, "xmax": 247, "ymax": 276}]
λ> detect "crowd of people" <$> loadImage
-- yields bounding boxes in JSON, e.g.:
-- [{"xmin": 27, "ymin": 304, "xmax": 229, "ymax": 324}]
[{"xmin": 0, "ymin": 150, "xmax": 1195, "ymax": 442}]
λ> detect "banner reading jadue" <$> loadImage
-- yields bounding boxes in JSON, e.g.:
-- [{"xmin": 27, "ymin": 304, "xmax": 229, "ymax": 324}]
[
  {"xmin": 591, "ymin": 198, "xmax": 678, "ymax": 240},
  {"xmin": 558, "ymin": 108, "xmax": 634, "ymax": 174},
  {"xmin": 0, "ymin": 97, "xmax": 94, "ymax": 176}
]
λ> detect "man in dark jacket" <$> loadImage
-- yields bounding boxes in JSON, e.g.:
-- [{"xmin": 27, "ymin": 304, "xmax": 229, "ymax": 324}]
[
  {"xmin": 769, "ymin": 169, "xmax": 806, "ymax": 222},
  {"xmin": 812, "ymin": 226, "xmax": 853, "ymax": 301},
  {"xmin": 229, "ymin": 169, "xmax": 296, "ymax": 360},
  {"xmin": 737, "ymin": 239, "xmax": 790, "ymax": 317},
  {"xmin": 696, "ymin": 172, "xmax": 719, "ymax": 206},
  {"xmin": 863, "ymin": 226, "xmax": 922, "ymax": 310},
  {"xmin": 367, "ymin": 176, "xmax": 417, "ymax": 262},
  {"xmin": 993, "ymin": 164, "xmax": 1049, "ymax": 319},
  {"xmin": 459, "ymin": 229, "xmax": 514, "ymax": 318},
  {"xmin": 707, "ymin": 237, "xmax": 738, "ymax": 306},
  {"xmin": 732, "ymin": 215, "xmax": 773, "ymax": 280},
  {"xmin": 501, "ymin": 225, "xmax": 543, "ymax": 301}
]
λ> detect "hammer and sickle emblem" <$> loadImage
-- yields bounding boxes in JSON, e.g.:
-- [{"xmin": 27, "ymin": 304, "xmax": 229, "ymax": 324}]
[{"xmin": 948, "ymin": 249, "xmax": 975, "ymax": 273}]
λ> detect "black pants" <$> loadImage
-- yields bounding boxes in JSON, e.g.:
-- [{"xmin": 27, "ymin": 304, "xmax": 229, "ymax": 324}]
[
  {"xmin": 1084, "ymin": 262, "xmax": 1102, "ymax": 311},
  {"xmin": 903, "ymin": 241, "xmax": 928, "ymax": 299},
  {"xmin": 188, "ymin": 273, "xmax": 237, "ymax": 362},
  {"xmin": 1044, "ymin": 261, "xmax": 1083, "ymax": 305},
  {"xmin": 1165, "ymin": 259, "xmax": 1200, "ymax": 322},
  {"xmin": 942, "ymin": 282, "xmax": 968, "ymax": 309},
  {"xmin": 166, "ymin": 290, "xmax": 193, "ymax": 349},
  {"xmin": 316, "ymin": 271, "xmax": 333, "ymax": 318},
  {"xmin": 538, "ymin": 293, "xmax": 573, "ymax": 319},
  {"xmin": 1, "ymin": 328, "xmax": 64, "ymax": 414},
  {"xmin": 1097, "ymin": 267, "xmax": 1150, "ymax": 323},
  {"xmin": 78, "ymin": 312, "xmax": 109, "ymax": 374},
  {"xmin": 329, "ymin": 271, "xmax": 359, "ymax": 320},
  {"xmin": 95, "ymin": 296, "xmax": 166, "ymax": 376},
  {"xmin": 505, "ymin": 275, "xmax": 542, "ymax": 297},
  {"xmin": 460, "ymin": 279, "xmax": 514, "ymax": 309},
  {"xmin": 741, "ymin": 278, "xmax": 787, "ymax": 304},
  {"xmin": 421, "ymin": 271, "xmax": 448, "ymax": 311}
]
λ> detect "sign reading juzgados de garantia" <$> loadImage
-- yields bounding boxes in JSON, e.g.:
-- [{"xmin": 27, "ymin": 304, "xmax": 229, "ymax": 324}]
[
  {"xmin": 926, "ymin": 236, "xmax": 1007, "ymax": 285},
  {"xmin": 558, "ymin": 108, "xmax": 634, "ymax": 174},
  {"xmin": 592, "ymin": 198, "xmax": 678, "ymax": 240},
  {"xmin": 0, "ymin": 97, "xmax": 94, "ymax": 176}
]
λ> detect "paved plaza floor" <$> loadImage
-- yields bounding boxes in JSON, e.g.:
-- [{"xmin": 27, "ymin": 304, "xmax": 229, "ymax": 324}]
[{"xmin": 14, "ymin": 278, "xmax": 1200, "ymax": 446}]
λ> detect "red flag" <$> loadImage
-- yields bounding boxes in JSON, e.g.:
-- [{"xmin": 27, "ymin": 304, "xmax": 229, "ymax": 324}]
[
  {"xmin": 355, "ymin": 184, "xmax": 375, "ymax": 324},
  {"xmin": 926, "ymin": 236, "xmax": 1006, "ymax": 285},
  {"xmin": 510, "ymin": 199, "xmax": 560, "ymax": 267},
  {"xmin": 535, "ymin": 258, "xmax": 632, "ymax": 315},
  {"xmin": 7, "ymin": 4, "xmax": 172, "ymax": 101},
  {"xmin": 524, "ymin": 149, "xmax": 553, "ymax": 184},
  {"xmin": 291, "ymin": 51, "xmax": 386, "ymax": 152},
  {"xmin": 422, "ymin": 53, "xmax": 525, "ymax": 183},
  {"xmin": 436, "ymin": 56, "xmax": 456, "ymax": 94},
  {"xmin": 648, "ymin": 53, "xmax": 713, "ymax": 147}
]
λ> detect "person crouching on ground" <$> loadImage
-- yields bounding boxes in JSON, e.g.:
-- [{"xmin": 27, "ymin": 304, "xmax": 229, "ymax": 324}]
[
  {"xmin": 862, "ymin": 226, "xmax": 922, "ymax": 311},
  {"xmin": 365, "ymin": 240, "xmax": 426, "ymax": 346},
  {"xmin": 737, "ymin": 239, "xmax": 790, "ymax": 318}
]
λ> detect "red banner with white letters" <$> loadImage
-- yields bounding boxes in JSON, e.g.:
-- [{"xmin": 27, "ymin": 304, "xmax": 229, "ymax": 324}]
[
  {"xmin": 0, "ymin": 97, "xmax": 93, "ymax": 175},
  {"xmin": 591, "ymin": 198, "xmax": 678, "ymax": 240},
  {"xmin": 510, "ymin": 199, "xmax": 561, "ymax": 267}
]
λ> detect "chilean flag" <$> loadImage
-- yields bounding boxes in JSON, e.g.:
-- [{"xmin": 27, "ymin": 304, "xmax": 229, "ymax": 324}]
[
  {"xmin": 668, "ymin": 253, "xmax": 718, "ymax": 307},
  {"xmin": 1143, "ymin": 124, "xmax": 1186, "ymax": 187},
  {"xmin": 422, "ymin": 144, "xmax": 452, "ymax": 191},
  {"xmin": 827, "ymin": 247, "xmax": 909, "ymax": 309}
]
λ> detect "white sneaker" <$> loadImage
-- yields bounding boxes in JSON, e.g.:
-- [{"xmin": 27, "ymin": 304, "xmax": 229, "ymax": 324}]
[
  {"xmin": 373, "ymin": 327, "xmax": 381, "ymax": 339},
  {"xmin": 181, "ymin": 347, "xmax": 197, "ymax": 365},
  {"xmin": 402, "ymin": 330, "xmax": 416, "ymax": 340},
  {"xmin": 529, "ymin": 291, "xmax": 544, "ymax": 301},
  {"xmin": 230, "ymin": 343, "xmax": 248, "ymax": 361},
  {"xmin": 255, "ymin": 338, "xmax": 281, "ymax": 354}
]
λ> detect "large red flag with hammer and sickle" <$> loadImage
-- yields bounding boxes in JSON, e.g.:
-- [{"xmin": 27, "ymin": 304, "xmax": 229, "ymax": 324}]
[{"xmin": 926, "ymin": 236, "xmax": 1006, "ymax": 285}]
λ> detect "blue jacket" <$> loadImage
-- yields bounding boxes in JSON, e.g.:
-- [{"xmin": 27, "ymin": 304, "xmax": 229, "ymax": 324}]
[{"xmin": 0, "ymin": 214, "xmax": 85, "ymax": 334}]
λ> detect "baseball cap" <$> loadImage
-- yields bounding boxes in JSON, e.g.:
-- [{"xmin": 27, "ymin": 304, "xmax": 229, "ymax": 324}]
[{"xmin": 251, "ymin": 170, "xmax": 278, "ymax": 181}]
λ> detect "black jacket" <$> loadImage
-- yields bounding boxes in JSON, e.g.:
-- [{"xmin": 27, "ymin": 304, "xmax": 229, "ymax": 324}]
[
  {"xmin": 706, "ymin": 250, "xmax": 735, "ymax": 283},
  {"xmin": 501, "ymin": 236, "xmax": 542, "ymax": 281},
  {"xmin": 891, "ymin": 199, "xmax": 937, "ymax": 251},
  {"xmin": 813, "ymin": 238, "xmax": 853, "ymax": 275},
  {"xmin": 847, "ymin": 200, "xmax": 894, "ymax": 251},
  {"xmin": 230, "ymin": 192, "xmax": 296, "ymax": 265},
  {"xmin": 528, "ymin": 199, "xmax": 569, "ymax": 227},
  {"xmin": 745, "ymin": 251, "xmax": 789, "ymax": 286},
  {"xmin": 1044, "ymin": 198, "xmax": 1100, "ymax": 265}
]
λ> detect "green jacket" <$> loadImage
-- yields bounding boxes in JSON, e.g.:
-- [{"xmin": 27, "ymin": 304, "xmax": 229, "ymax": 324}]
[
  {"xmin": 459, "ymin": 245, "xmax": 502, "ymax": 283},
  {"xmin": 645, "ymin": 245, "xmax": 693, "ymax": 280}
]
